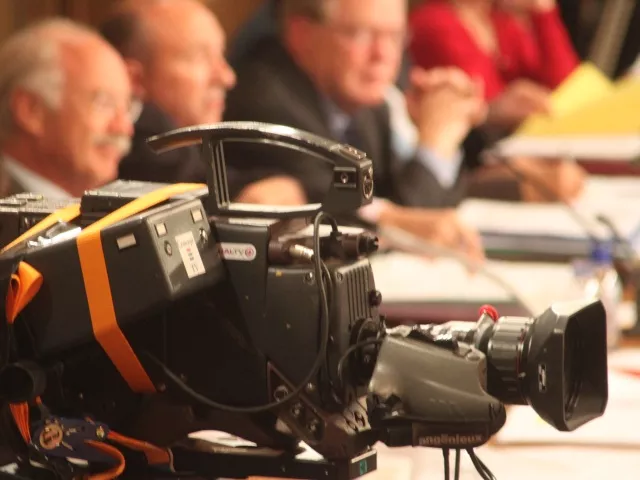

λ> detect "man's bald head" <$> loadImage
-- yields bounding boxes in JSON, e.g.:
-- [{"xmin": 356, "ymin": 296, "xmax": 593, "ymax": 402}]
[{"xmin": 101, "ymin": 0, "xmax": 236, "ymax": 127}]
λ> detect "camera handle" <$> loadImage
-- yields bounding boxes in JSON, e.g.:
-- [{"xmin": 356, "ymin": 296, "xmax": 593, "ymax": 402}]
[{"xmin": 146, "ymin": 122, "xmax": 375, "ymax": 218}]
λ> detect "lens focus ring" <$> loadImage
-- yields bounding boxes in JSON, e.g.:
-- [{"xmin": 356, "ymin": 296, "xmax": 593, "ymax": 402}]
[{"xmin": 486, "ymin": 318, "xmax": 531, "ymax": 405}]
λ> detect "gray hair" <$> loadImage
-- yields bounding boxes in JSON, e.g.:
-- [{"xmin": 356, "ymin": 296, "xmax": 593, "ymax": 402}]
[{"xmin": 0, "ymin": 18, "xmax": 97, "ymax": 144}]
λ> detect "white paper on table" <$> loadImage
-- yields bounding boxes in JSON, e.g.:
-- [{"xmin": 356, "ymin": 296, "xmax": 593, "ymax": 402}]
[
  {"xmin": 369, "ymin": 252, "xmax": 582, "ymax": 315},
  {"xmin": 459, "ymin": 191, "xmax": 640, "ymax": 250},
  {"xmin": 492, "ymin": 134, "xmax": 640, "ymax": 161}
]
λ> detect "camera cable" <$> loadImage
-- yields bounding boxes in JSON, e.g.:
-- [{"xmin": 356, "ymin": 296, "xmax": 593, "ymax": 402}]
[{"xmin": 144, "ymin": 211, "xmax": 336, "ymax": 413}]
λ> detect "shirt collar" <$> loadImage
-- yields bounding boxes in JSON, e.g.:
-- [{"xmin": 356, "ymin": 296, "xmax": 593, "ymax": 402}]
[{"xmin": 2, "ymin": 156, "xmax": 73, "ymax": 199}]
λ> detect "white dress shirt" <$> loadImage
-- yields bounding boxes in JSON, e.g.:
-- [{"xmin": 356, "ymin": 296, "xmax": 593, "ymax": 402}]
[{"xmin": 2, "ymin": 156, "xmax": 72, "ymax": 199}]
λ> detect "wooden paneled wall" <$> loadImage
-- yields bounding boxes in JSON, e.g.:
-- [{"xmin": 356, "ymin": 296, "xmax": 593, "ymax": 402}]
[{"xmin": 0, "ymin": 0, "xmax": 264, "ymax": 43}]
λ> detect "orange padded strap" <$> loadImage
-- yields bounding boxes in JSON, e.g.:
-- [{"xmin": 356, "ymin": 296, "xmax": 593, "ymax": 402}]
[
  {"xmin": 108, "ymin": 431, "xmax": 172, "ymax": 466},
  {"xmin": 6, "ymin": 262, "xmax": 43, "ymax": 325},
  {"xmin": 1, "ymin": 204, "xmax": 81, "ymax": 254},
  {"xmin": 9, "ymin": 403, "xmax": 31, "ymax": 444},
  {"xmin": 0, "ymin": 202, "xmax": 76, "ymax": 446},
  {"xmin": 4, "ymin": 261, "xmax": 43, "ymax": 445},
  {"xmin": 84, "ymin": 440, "xmax": 126, "ymax": 480},
  {"xmin": 76, "ymin": 183, "xmax": 205, "ymax": 393}
]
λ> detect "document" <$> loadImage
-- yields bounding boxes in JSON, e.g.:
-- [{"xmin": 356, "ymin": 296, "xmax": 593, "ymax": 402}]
[
  {"xmin": 458, "ymin": 179, "xmax": 640, "ymax": 255},
  {"xmin": 492, "ymin": 134, "xmax": 640, "ymax": 161},
  {"xmin": 369, "ymin": 252, "xmax": 581, "ymax": 315},
  {"xmin": 517, "ymin": 63, "xmax": 615, "ymax": 136},
  {"xmin": 495, "ymin": 66, "xmax": 640, "ymax": 159}
]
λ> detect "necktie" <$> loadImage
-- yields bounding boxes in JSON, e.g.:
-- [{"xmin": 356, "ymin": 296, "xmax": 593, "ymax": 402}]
[{"xmin": 342, "ymin": 120, "xmax": 365, "ymax": 152}]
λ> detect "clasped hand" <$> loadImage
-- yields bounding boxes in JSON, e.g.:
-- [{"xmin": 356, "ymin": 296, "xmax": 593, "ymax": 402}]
[{"xmin": 405, "ymin": 66, "xmax": 487, "ymax": 159}]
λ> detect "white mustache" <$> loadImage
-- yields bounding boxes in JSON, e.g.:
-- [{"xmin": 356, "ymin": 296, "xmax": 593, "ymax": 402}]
[{"xmin": 94, "ymin": 135, "xmax": 132, "ymax": 157}]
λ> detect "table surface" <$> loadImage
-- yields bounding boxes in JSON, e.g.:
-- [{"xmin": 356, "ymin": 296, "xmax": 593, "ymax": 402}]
[{"xmin": 248, "ymin": 441, "xmax": 640, "ymax": 480}]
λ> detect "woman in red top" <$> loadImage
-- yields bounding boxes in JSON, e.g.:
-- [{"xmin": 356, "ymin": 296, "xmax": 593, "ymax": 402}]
[{"xmin": 409, "ymin": 0, "xmax": 579, "ymax": 131}]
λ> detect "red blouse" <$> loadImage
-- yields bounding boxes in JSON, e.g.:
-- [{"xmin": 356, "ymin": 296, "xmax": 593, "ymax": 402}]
[{"xmin": 409, "ymin": 1, "xmax": 579, "ymax": 100}]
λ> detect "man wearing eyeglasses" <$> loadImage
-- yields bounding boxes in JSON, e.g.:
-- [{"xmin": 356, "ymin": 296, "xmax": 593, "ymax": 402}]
[
  {"xmin": 224, "ymin": 0, "xmax": 485, "ymax": 260},
  {"xmin": 0, "ymin": 18, "xmax": 135, "ymax": 199}
]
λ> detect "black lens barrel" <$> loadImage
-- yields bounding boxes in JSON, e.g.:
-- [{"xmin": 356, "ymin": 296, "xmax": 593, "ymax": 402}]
[{"xmin": 485, "ymin": 317, "xmax": 532, "ymax": 405}]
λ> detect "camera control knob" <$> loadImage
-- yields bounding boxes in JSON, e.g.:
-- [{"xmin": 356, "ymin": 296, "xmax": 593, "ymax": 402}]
[{"xmin": 369, "ymin": 290, "xmax": 382, "ymax": 307}]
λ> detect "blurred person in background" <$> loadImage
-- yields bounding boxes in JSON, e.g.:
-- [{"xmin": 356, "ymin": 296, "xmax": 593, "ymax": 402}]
[
  {"xmin": 0, "ymin": 18, "xmax": 134, "ymax": 199},
  {"xmin": 408, "ymin": 0, "xmax": 586, "ymax": 202},
  {"xmin": 224, "ymin": 0, "xmax": 486, "ymax": 261},
  {"xmin": 101, "ymin": 0, "xmax": 307, "ymax": 204},
  {"xmin": 409, "ymin": 0, "xmax": 579, "ymax": 132}
]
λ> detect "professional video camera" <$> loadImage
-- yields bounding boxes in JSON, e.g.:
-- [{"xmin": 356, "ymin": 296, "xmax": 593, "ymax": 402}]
[{"xmin": 0, "ymin": 123, "xmax": 607, "ymax": 480}]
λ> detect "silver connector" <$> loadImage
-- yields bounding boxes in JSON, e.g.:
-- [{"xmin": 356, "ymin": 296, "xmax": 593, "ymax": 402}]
[{"xmin": 288, "ymin": 244, "xmax": 314, "ymax": 261}]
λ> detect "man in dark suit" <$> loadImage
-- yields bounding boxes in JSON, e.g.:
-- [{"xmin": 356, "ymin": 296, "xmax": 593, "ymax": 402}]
[
  {"xmin": 224, "ymin": 0, "xmax": 485, "ymax": 259},
  {"xmin": 100, "ymin": 0, "xmax": 308, "ymax": 204},
  {"xmin": 0, "ymin": 18, "xmax": 134, "ymax": 200}
]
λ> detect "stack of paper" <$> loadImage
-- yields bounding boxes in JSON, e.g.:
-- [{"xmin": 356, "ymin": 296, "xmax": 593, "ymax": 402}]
[
  {"xmin": 579, "ymin": 175, "xmax": 640, "ymax": 202},
  {"xmin": 495, "ymin": 64, "xmax": 640, "ymax": 160},
  {"xmin": 369, "ymin": 252, "xmax": 582, "ymax": 316},
  {"xmin": 458, "ymin": 177, "xmax": 640, "ymax": 257}
]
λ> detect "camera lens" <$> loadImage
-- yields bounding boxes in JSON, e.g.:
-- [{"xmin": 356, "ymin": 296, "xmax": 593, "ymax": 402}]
[
  {"xmin": 479, "ymin": 300, "xmax": 607, "ymax": 431},
  {"xmin": 483, "ymin": 317, "xmax": 532, "ymax": 405}
]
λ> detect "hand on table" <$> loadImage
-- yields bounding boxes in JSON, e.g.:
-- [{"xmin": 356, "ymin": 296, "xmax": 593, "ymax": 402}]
[
  {"xmin": 405, "ymin": 66, "xmax": 487, "ymax": 159},
  {"xmin": 512, "ymin": 157, "xmax": 587, "ymax": 203}
]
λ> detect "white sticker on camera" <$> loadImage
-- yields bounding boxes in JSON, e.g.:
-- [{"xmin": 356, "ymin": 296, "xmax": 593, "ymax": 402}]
[
  {"xmin": 175, "ymin": 231, "xmax": 206, "ymax": 278},
  {"xmin": 218, "ymin": 242, "xmax": 257, "ymax": 261}
]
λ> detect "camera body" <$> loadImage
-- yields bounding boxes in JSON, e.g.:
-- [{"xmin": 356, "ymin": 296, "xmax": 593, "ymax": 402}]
[
  {"xmin": 0, "ymin": 123, "xmax": 609, "ymax": 480},
  {"xmin": 0, "ymin": 182, "xmax": 380, "ymax": 460}
]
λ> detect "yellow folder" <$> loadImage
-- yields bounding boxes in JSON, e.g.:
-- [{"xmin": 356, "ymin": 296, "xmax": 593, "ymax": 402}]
[{"xmin": 516, "ymin": 63, "xmax": 640, "ymax": 137}]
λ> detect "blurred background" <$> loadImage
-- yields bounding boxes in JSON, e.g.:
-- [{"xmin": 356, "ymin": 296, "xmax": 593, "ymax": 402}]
[
  {"xmin": 0, "ymin": 0, "xmax": 637, "ymax": 78},
  {"xmin": 0, "ymin": 0, "xmax": 262, "ymax": 45}
]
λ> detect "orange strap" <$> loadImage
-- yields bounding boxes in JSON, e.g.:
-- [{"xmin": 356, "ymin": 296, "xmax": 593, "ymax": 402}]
[
  {"xmin": 108, "ymin": 431, "xmax": 172, "ymax": 466},
  {"xmin": 76, "ymin": 183, "xmax": 205, "ymax": 393},
  {"xmin": 6, "ymin": 262, "xmax": 43, "ymax": 325},
  {"xmin": 4, "ymin": 261, "xmax": 44, "ymax": 444},
  {"xmin": 82, "ymin": 430, "xmax": 173, "ymax": 479},
  {"xmin": 84, "ymin": 440, "xmax": 126, "ymax": 480},
  {"xmin": 0, "ymin": 203, "xmax": 75, "ymax": 445},
  {"xmin": 1, "ymin": 204, "xmax": 81, "ymax": 254}
]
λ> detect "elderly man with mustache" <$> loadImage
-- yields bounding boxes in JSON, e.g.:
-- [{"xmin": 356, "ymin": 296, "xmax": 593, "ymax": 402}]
[{"xmin": 0, "ymin": 18, "xmax": 136, "ymax": 199}]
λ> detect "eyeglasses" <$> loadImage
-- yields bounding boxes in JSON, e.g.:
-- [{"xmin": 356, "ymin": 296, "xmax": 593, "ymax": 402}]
[
  {"xmin": 327, "ymin": 24, "xmax": 409, "ymax": 48},
  {"xmin": 87, "ymin": 90, "xmax": 143, "ymax": 123}
]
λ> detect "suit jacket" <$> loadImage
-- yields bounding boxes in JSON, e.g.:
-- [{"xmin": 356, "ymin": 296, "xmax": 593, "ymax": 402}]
[
  {"xmin": 118, "ymin": 102, "xmax": 207, "ymax": 184},
  {"xmin": 223, "ymin": 39, "xmax": 467, "ymax": 208}
]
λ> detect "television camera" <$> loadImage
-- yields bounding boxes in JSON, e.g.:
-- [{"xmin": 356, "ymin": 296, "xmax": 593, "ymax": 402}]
[{"xmin": 0, "ymin": 123, "xmax": 608, "ymax": 480}]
